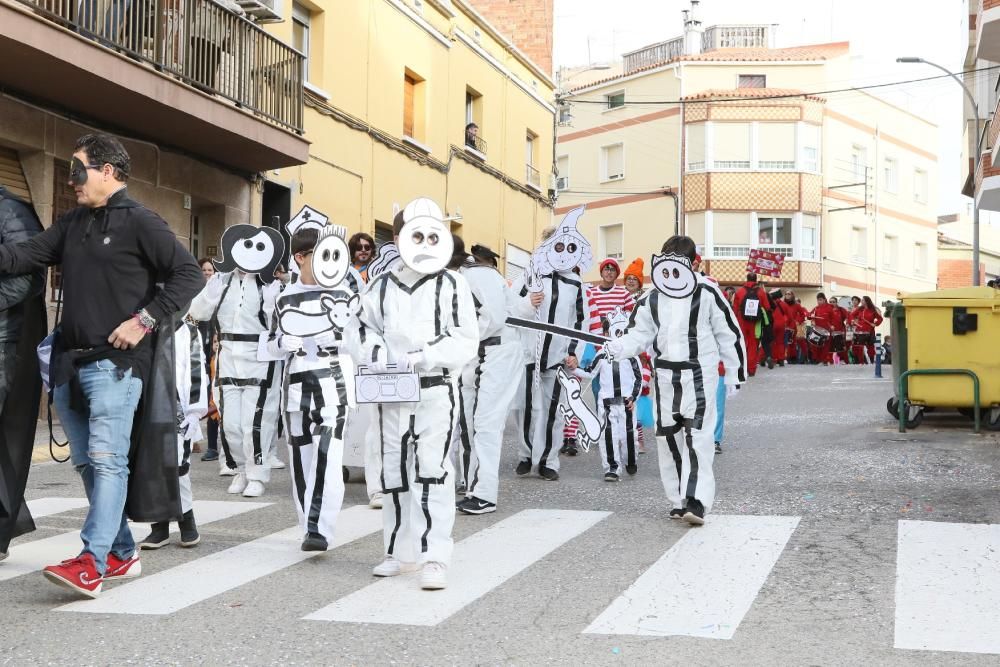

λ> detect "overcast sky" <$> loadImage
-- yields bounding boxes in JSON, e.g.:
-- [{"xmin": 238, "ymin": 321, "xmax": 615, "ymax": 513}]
[{"xmin": 554, "ymin": 0, "xmax": 974, "ymax": 216}]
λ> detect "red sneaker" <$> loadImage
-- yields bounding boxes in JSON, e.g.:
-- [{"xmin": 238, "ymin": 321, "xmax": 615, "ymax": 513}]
[
  {"xmin": 105, "ymin": 551, "xmax": 142, "ymax": 580},
  {"xmin": 42, "ymin": 554, "xmax": 103, "ymax": 598}
]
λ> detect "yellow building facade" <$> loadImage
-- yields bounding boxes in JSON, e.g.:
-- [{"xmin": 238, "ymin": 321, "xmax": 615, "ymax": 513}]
[
  {"xmin": 262, "ymin": 0, "xmax": 555, "ymax": 273},
  {"xmin": 557, "ymin": 33, "xmax": 939, "ymax": 308}
]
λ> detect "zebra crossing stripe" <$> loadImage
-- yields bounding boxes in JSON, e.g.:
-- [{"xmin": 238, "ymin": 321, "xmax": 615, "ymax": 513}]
[
  {"xmin": 894, "ymin": 520, "xmax": 1000, "ymax": 655},
  {"xmin": 58, "ymin": 505, "xmax": 382, "ymax": 615},
  {"xmin": 0, "ymin": 500, "xmax": 268, "ymax": 583},
  {"xmin": 25, "ymin": 498, "xmax": 90, "ymax": 518},
  {"xmin": 584, "ymin": 515, "xmax": 800, "ymax": 639},
  {"xmin": 305, "ymin": 509, "xmax": 611, "ymax": 626}
]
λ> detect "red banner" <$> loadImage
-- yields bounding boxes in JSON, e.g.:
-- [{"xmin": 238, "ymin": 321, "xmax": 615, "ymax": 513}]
[{"xmin": 746, "ymin": 249, "xmax": 785, "ymax": 278}]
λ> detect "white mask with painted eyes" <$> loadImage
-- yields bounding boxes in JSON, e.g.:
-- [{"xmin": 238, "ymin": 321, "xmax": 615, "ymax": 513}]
[
  {"xmin": 605, "ymin": 306, "xmax": 630, "ymax": 339},
  {"xmin": 651, "ymin": 252, "xmax": 697, "ymax": 299},
  {"xmin": 231, "ymin": 230, "xmax": 276, "ymax": 274},
  {"xmin": 311, "ymin": 229, "xmax": 350, "ymax": 288},
  {"xmin": 531, "ymin": 205, "xmax": 593, "ymax": 275},
  {"xmin": 398, "ymin": 198, "xmax": 453, "ymax": 275},
  {"xmin": 547, "ymin": 234, "xmax": 583, "ymax": 272}
]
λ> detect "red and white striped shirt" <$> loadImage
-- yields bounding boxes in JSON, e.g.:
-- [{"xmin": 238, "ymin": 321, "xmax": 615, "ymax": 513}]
[{"xmin": 586, "ymin": 284, "xmax": 635, "ymax": 335}]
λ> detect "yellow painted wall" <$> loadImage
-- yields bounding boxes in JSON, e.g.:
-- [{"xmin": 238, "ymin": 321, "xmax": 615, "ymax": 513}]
[{"xmin": 264, "ymin": 0, "xmax": 555, "ymax": 269}]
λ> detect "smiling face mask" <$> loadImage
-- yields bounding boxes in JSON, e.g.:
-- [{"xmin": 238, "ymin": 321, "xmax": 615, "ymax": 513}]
[
  {"xmin": 214, "ymin": 223, "xmax": 285, "ymax": 282},
  {"xmin": 531, "ymin": 205, "xmax": 593, "ymax": 276},
  {"xmin": 397, "ymin": 198, "xmax": 454, "ymax": 275},
  {"xmin": 311, "ymin": 225, "xmax": 350, "ymax": 288},
  {"xmin": 651, "ymin": 252, "xmax": 697, "ymax": 299}
]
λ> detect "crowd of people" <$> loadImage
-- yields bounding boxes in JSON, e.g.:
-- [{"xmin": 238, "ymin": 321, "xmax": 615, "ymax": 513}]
[{"xmin": 0, "ymin": 133, "xmax": 888, "ymax": 603}]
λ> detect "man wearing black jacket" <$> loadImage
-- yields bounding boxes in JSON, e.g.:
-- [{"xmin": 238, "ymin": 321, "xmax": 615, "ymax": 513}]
[
  {"xmin": 0, "ymin": 134, "xmax": 203, "ymax": 598},
  {"xmin": 0, "ymin": 185, "xmax": 45, "ymax": 562}
]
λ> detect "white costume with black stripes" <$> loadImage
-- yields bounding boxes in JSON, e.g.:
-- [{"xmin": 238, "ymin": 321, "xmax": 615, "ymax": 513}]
[
  {"xmin": 269, "ymin": 281, "xmax": 361, "ymax": 546},
  {"xmin": 190, "ymin": 271, "xmax": 282, "ymax": 485},
  {"xmin": 174, "ymin": 320, "xmax": 208, "ymax": 513},
  {"xmin": 361, "ymin": 263, "xmax": 477, "ymax": 565},
  {"xmin": 512, "ymin": 270, "xmax": 589, "ymax": 474},
  {"xmin": 454, "ymin": 263, "xmax": 524, "ymax": 505},
  {"xmin": 578, "ymin": 352, "xmax": 642, "ymax": 476},
  {"xmin": 612, "ymin": 277, "xmax": 746, "ymax": 512}
]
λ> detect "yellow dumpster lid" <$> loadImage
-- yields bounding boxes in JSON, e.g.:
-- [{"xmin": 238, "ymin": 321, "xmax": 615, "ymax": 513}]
[{"xmin": 901, "ymin": 286, "xmax": 1000, "ymax": 307}]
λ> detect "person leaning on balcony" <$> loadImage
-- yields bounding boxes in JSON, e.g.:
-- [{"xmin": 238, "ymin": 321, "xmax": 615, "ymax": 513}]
[
  {"xmin": 188, "ymin": 0, "xmax": 246, "ymax": 92},
  {"xmin": 465, "ymin": 123, "xmax": 480, "ymax": 149},
  {"xmin": 0, "ymin": 133, "xmax": 203, "ymax": 598}
]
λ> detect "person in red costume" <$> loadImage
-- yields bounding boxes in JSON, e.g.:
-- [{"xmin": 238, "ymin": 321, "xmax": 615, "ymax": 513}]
[
  {"xmin": 731, "ymin": 272, "xmax": 770, "ymax": 376},
  {"xmin": 828, "ymin": 297, "xmax": 849, "ymax": 364},
  {"xmin": 808, "ymin": 293, "xmax": 836, "ymax": 365},
  {"xmin": 782, "ymin": 290, "xmax": 808, "ymax": 363},
  {"xmin": 767, "ymin": 290, "xmax": 790, "ymax": 367},
  {"xmin": 851, "ymin": 295, "xmax": 883, "ymax": 363}
]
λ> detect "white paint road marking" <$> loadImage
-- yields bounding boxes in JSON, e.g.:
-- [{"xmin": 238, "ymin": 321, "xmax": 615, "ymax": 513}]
[
  {"xmin": 584, "ymin": 514, "xmax": 800, "ymax": 639},
  {"xmin": 59, "ymin": 505, "xmax": 382, "ymax": 615},
  {"xmin": 305, "ymin": 508, "xmax": 611, "ymax": 626},
  {"xmin": 895, "ymin": 520, "xmax": 1000, "ymax": 655},
  {"xmin": 25, "ymin": 498, "xmax": 90, "ymax": 518},
  {"xmin": 0, "ymin": 500, "xmax": 268, "ymax": 583}
]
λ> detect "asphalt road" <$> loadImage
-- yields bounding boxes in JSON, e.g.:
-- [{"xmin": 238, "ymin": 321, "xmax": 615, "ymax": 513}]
[{"xmin": 2, "ymin": 364, "xmax": 999, "ymax": 666}]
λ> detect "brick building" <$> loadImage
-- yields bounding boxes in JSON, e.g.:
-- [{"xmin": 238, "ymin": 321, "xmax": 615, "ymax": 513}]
[{"xmin": 470, "ymin": 0, "xmax": 554, "ymax": 74}]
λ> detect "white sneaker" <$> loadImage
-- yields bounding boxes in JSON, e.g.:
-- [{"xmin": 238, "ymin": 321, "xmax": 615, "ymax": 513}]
[
  {"xmin": 368, "ymin": 492, "xmax": 384, "ymax": 509},
  {"xmin": 420, "ymin": 561, "xmax": 448, "ymax": 590},
  {"xmin": 372, "ymin": 556, "xmax": 419, "ymax": 577},
  {"xmin": 242, "ymin": 480, "xmax": 265, "ymax": 498},
  {"xmin": 227, "ymin": 473, "xmax": 247, "ymax": 494},
  {"xmin": 219, "ymin": 466, "xmax": 237, "ymax": 477},
  {"xmin": 269, "ymin": 457, "xmax": 286, "ymax": 470}
]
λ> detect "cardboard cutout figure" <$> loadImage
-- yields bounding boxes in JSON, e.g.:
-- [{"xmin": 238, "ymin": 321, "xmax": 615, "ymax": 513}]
[
  {"xmin": 311, "ymin": 224, "xmax": 350, "ymax": 288},
  {"xmin": 555, "ymin": 368, "xmax": 602, "ymax": 449},
  {"xmin": 286, "ymin": 205, "xmax": 329, "ymax": 237},
  {"xmin": 213, "ymin": 224, "xmax": 285, "ymax": 283},
  {"xmin": 650, "ymin": 252, "xmax": 697, "ymax": 299},
  {"xmin": 367, "ymin": 242, "xmax": 401, "ymax": 282},
  {"xmin": 531, "ymin": 205, "xmax": 592, "ymax": 275},
  {"xmin": 397, "ymin": 198, "xmax": 454, "ymax": 275}
]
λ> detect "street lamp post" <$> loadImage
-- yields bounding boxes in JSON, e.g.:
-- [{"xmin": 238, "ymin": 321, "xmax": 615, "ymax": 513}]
[{"xmin": 897, "ymin": 56, "xmax": 983, "ymax": 286}]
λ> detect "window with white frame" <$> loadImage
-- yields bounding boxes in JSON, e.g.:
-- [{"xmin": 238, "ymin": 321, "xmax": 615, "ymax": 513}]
[
  {"xmin": 851, "ymin": 144, "xmax": 867, "ymax": 181},
  {"xmin": 686, "ymin": 212, "xmax": 706, "ymax": 246},
  {"xmin": 914, "ymin": 168, "xmax": 928, "ymax": 204},
  {"xmin": 851, "ymin": 226, "xmax": 868, "ymax": 265},
  {"xmin": 738, "ymin": 74, "xmax": 766, "ymax": 88},
  {"xmin": 800, "ymin": 124, "xmax": 820, "ymax": 172},
  {"xmin": 713, "ymin": 123, "xmax": 751, "ymax": 169},
  {"xmin": 883, "ymin": 234, "xmax": 899, "ymax": 270},
  {"xmin": 800, "ymin": 214, "xmax": 819, "ymax": 260},
  {"xmin": 601, "ymin": 143, "xmax": 624, "ymax": 181},
  {"xmin": 504, "ymin": 243, "xmax": 531, "ymax": 282},
  {"xmin": 292, "ymin": 3, "xmax": 311, "ymax": 83},
  {"xmin": 605, "ymin": 90, "xmax": 625, "ymax": 110},
  {"xmin": 757, "ymin": 124, "xmax": 796, "ymax": 170},
  {"xmin": 914, "ymin": 242, "xmax": 928, "ymax": 275},
  {"xmin": 757, "ymin": 215, "xmax": 793, "ymax": 254},
  {"xmin": 555, "ymin": 155, "xmax": 569, "ymax": 191},
  {"xmin": 712, "ymin": 211, "xmax": 752, "ymax": 257},
  {"xmin": 883, "ymin": 157, "xmax": 899, "ymax": 193},
  {"xmin": 600, "ymin": 223, "xmax": 624, "ymax": 259},
  {"xmin": 557, "ymin": 104, "xmax": 572, "ymax": 124},
  {"xmin": 686, "ymin": 123, "xmax": 706, "ymax": 170}
]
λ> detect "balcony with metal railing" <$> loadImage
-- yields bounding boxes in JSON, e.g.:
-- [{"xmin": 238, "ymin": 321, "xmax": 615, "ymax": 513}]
[
  {"xmin": 701, "ymin": 24, "xmax": 773, "ymax": 52},
  {"xmin": 0, "ymin": 0, "xmax": 308, "ymax": 171},
  {"xmin": 464, "ymin": 132, "xmax": 487, "ymax": 159},
  {"xmin": 622, "ymin": 37, "xmax": 684, "ymax": 74}
]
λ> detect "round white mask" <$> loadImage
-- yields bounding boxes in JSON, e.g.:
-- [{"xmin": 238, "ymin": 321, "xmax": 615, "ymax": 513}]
[
  {"xmin": 398, "ymin": 198, "xmax": 453, "ymax": 275},
  {"xmin": 231, "ymin": 229, "xmax": 276, "ymax": 274},
  {"xmin": 651, "ymin": 252, "xmax": 697, "ymax": 299},
  {"xmin": 311, "ymin": 229, "xmax": 350, "ymax": 288}
]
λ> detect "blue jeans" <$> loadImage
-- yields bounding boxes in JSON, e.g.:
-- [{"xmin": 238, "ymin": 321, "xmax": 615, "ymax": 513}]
[
  {"xmin": 714, "ymin": 378, "xmax": 726, "ymax": 444},
  {"xmin": 54, "ymin": 359, "xmax": 142, "ymax": 575}
]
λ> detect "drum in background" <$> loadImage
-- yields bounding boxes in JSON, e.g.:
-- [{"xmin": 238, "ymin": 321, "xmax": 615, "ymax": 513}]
[{"xmin": 806, "ymin": 326, "xmax": 830, "ymax": 347}]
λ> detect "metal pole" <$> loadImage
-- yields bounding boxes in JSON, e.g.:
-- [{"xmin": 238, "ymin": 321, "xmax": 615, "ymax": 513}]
[{"xmin": 896, "ymin": 57, "xmax": 982, "ymax": 286}]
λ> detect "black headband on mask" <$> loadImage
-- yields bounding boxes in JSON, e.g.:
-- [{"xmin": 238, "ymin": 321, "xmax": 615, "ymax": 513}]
[{"xmin": 69, "ymin": 157, "xmax": 103, "ymax": 186}]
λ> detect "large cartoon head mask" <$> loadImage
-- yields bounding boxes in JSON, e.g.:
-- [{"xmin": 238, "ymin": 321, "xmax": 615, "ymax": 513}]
[
  {"xmin": 398, "ymin": 198, "xmax": 454, "ymax": 275},
  {"xmin": 214, "ymin": 224, "xmax": 285, "ymax": 282},
  {"xmin": 604, "ymin": 306, "xmax": 631, "ymax": 339},
  {"xmin": 651, "ymin": 252, "xmax": 697, "ymax": 299},
  {"xmin": 312, "ymin": 224, "xmax": 351, "ymax": 289},
  {"xmin": 532, "ymin": 206, "xmax": 593, "ymax": 275}
]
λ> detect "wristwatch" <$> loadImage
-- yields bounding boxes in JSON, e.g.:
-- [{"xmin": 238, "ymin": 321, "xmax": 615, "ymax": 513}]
[{"xmin": 134, "ymin": 308, "xmax": 157, "ymax": 332}]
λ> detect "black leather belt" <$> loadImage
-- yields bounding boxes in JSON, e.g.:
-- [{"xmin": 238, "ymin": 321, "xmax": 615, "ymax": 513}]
[
  {"xmin": 420, "ymin": 375, "xmax": 449, "ymax": 389},
  {"xmin": 219, "ymin": 333, "xmax": 259, "ymax": 342}
]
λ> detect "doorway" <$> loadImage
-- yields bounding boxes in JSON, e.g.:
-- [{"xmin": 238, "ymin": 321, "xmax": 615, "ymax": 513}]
[{"xmin": 262, "ymin": 181, "xmax": 292, "ymax": 266}]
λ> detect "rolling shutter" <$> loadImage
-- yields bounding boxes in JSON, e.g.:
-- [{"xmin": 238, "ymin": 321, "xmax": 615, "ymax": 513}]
[{"xmin": 0, "ymin": 146, "xmax": 31, "ymax": 203}]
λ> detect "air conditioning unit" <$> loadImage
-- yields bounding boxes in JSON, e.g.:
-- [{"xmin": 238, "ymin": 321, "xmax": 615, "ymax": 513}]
[
  {"xmin": 234, "ymin": 0, "xmax": 282, "ymax": 22},
  {"xmin": 556, "ymin": 176, "xmax": 569, "ymax": 191}
]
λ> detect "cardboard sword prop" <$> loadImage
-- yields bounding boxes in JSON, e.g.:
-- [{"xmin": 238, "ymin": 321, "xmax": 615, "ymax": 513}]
[{"xmin": 505, "ymin": 317, "xmax": 609, "ymax": 345}]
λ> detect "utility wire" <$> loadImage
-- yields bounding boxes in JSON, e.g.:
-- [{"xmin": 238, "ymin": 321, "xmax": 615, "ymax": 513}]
[{"xmin": 560, "ymin": 64, "xmax": 1000, "ymax": 104}]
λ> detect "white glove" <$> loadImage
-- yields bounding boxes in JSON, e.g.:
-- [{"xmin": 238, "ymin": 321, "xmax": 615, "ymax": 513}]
[
  {"xmin": 203, "ymin": 272, "xmax": 227, "ymax": 301},
  {"xmin": 314, "ymin": 331, "xmax": 338, "ymax": 349},
  {"xmin": 180, "ymin": 414, "xmax": 202, "ymax": 442},
  {"xmin": 404, "ymin": 350, "xmax": 425, "ymax": 372},
  {"xmin": 726, "ymin": 384, "xmax": 740, "ymax": 398},
  {"xmin": 279, "ymin": 334, "xmax": 304, "ymax": 352},
  {"xmin": 367, "ymin": 346, "xmax": 389, "ymax": 374},
  {"xmin": 604, "ymin": 340, "xmax": 624, "ymax": 361}
]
